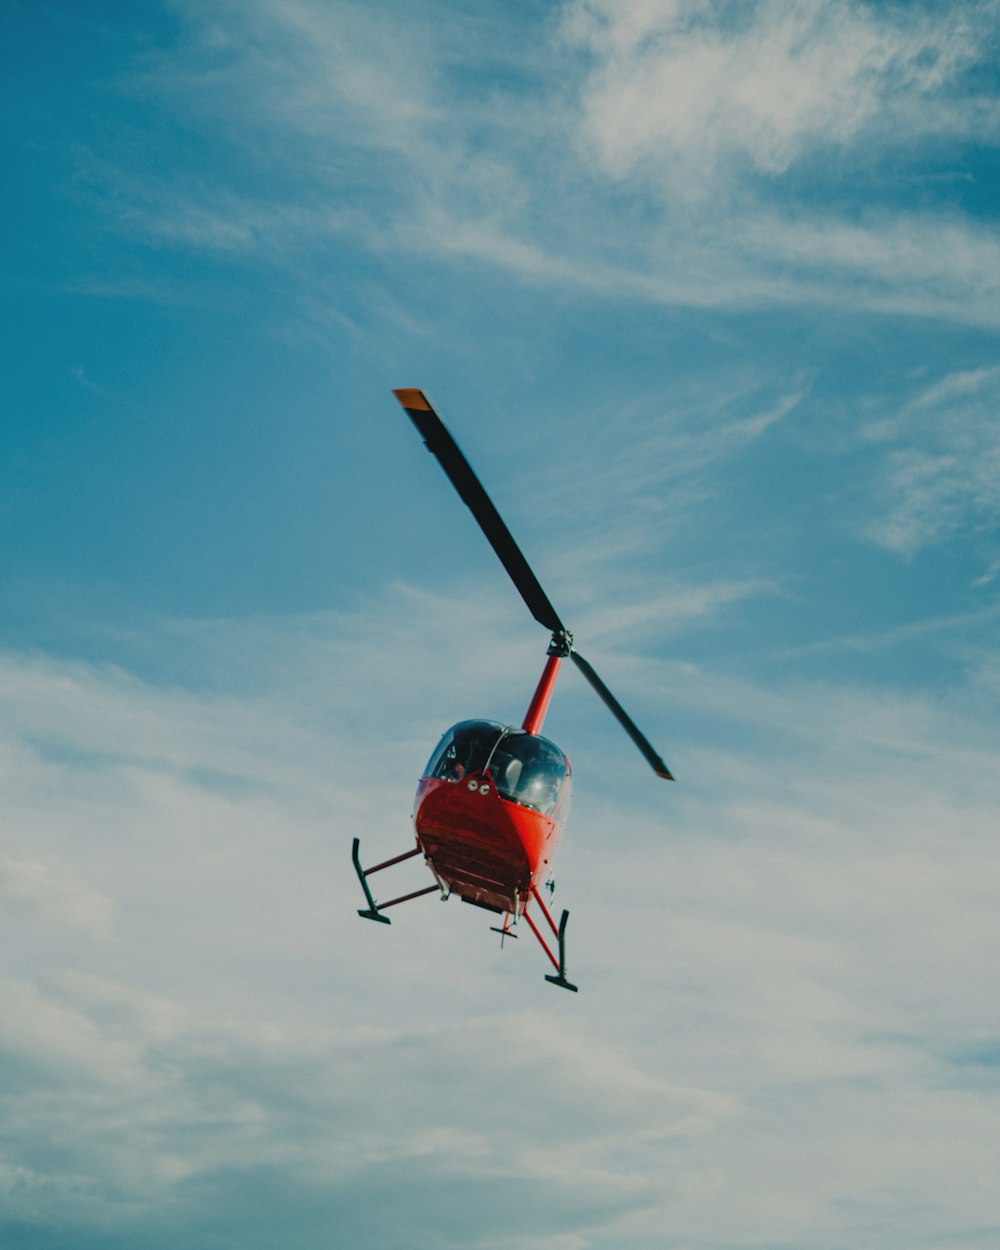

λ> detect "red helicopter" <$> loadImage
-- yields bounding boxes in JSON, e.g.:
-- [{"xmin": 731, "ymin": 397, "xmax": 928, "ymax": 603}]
[{"xmin": 352, "ymin": 389, "xmax": 673, "ymax": 991}]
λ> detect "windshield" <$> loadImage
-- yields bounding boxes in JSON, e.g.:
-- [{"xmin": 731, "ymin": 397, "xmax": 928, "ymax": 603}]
[
  {"xmin": 424, "ymin": 720, "xmax": 505, "ymax": 782},
  {"xmin": 488, "ymin": 730, "xmax": 570, "ymax": 816},
  {"xmin": 425, "ymin": 721, "xmax": 570, "ymax": 818}
]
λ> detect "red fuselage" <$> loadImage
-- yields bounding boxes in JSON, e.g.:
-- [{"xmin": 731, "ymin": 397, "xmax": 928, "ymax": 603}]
[
  {"xmin": 411, "ymin": 655, "xmax": 572, "ymax": 915},
  {"xmin": 413, "ymin": 768, "xmax": 567, "ymax": 914}
]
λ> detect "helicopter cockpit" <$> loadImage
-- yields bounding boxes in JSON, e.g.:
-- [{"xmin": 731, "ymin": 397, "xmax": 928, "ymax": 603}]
[{"xmin": 424, "ymin": 719, "xmax": 571, "ymax": 819}]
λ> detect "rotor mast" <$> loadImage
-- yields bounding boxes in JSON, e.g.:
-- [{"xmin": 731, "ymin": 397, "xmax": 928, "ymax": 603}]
[{"xmin": 522, "ymin": 631, "xmax": 573, "ymax": 735}]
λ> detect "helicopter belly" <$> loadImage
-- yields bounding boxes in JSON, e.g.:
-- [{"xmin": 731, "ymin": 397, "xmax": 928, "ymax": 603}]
[{"xmin": 413, "ymin": 777, "xmax": 556, "ymax": 914}]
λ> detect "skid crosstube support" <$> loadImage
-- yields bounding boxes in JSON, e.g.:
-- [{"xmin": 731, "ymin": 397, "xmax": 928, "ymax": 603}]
[
  {"xmin": 351, "ymin": 837, "xmax": 438, "ymax": 923},
  {"xmin": 524, "ymin": 883, "xmax": 578, "ymax": 992}
]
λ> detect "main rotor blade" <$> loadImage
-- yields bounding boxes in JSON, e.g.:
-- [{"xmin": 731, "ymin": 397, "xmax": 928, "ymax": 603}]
[
  {"xmin": 393, "ymin": 389, "xmax": 566, "ymax": 634},
  {"xmin": 570, "ymin": 650, "xmax": 674, "ymax": 780}
]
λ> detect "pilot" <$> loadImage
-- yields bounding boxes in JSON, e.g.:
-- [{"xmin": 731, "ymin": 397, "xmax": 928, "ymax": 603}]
[{"xmin": 439, "ymin": 747, "xmax": 466, "ymax": 781}]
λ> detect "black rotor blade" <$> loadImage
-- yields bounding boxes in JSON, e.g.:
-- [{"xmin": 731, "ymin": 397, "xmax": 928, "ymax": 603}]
[
  {"xmin": 570, "ymin": 650, "xmax": 674, "ymax": 780},
  {"xmin": 393, "ymin": 389, "xmax": 565, "ymax": 634}
]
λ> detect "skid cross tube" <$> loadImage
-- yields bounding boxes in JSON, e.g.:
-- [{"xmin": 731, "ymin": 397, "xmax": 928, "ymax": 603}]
[
  {"xmin": 376, "ymin": 884, "xmax": 441, "ymax": 910},
  {"xmin": 363, "ymin": 845, "xmax": 423, "ymax": 875},
  {"xmin": 352, "ymin": 838, "xmax": 432, "ymax": 924}
]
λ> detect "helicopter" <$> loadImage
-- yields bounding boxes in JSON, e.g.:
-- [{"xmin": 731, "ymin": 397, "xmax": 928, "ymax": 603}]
[{"xmin": 351, "ymin": 388, "xmax": 672, "ymax": 991}]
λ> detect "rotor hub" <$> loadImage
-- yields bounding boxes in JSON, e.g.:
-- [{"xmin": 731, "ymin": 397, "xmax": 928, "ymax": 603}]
[{"xmin": 547, "ymin": 629, "xmax": 573, "ymax": 658}]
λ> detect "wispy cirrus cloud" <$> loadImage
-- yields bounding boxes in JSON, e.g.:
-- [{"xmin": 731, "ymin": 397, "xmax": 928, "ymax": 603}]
[
  {"xmin": 1, "ymin": 594, "xmax": 999, "ymax": 1247},
  {"xmin": 0, "ymin": 857, "xmax": 118, "ymax": 942},
  {"xmin": 554, "ymin": 0, "xmax": 1000, "ymax": 320},
  {"xmin": 860, "ymin": 365, "xmax": 1000, "ymax": 559},
  {"xmin": 0, "ymin": 972, "xmax": 732, "ymax": 1248},
  {"xmin": 11, "ymin": 3, "xmax": 1000, "ymax": 1242},
  {"xmin": 563, "ymin": 0, "xmax": 992, "ymax": 187},
  {"xmin": 69, "ymin": 0, "xmax": 1000, "ymax": 325}
]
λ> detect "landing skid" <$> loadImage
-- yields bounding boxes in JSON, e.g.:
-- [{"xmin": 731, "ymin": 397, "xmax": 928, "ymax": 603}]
[
  {"xmin": 543, "ymin": 910, "xmax": 578, "ymax": 992},
  {"xmin": 350, "ymin": 840, "xmax": 578, "ymax": 990},
  {"xmin": 523, "ymin": 885, "xmax": 578, "ymax": 992},
  {"xmin": 351, "ymin": 838, "xmax": 439, "ymax": 923}
]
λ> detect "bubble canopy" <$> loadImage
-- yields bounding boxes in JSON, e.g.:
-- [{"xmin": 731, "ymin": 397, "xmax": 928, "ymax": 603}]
[{"xmin": 424, "ymin": 720, "xmax": 572, "ymax": 818}]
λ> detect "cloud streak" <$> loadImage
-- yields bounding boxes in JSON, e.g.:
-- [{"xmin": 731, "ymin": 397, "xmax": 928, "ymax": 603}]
[
  {"xmin": 9, "ymin": 4, "xmax": 1000, "ymax": 1245},
  {"xmin": 0, "ymin": 858, "xmax": 118, "ymax": 942},
  {"xmin": 1, "ymin": 590, "xmax": 998, "ymax": 1246},
  {"xmin": 860, "ymin": 365, "xmax": 1000, "ymax": 558},
  {"xmin": 565, "ymin": 0, "xmax": 991, "ymax": 184},
  {"xmin": 64, "ymin": 0, "xmax": 1000, "ymax": 325},
  {"xmin": 0, "ymin": 969, "xmax": 733, "ymax": 1249}
]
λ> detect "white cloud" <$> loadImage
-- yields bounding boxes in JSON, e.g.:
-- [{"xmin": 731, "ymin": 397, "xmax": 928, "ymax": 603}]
[
  {"xmin": 860, "ymin": 365, "xmax": 1000, "ymax": 557},
  {"xmin": 564, "ymin": 0, "xmax": 989, "ymax": 186},
  {"xmin": 2, "ymin": 595, "xmax": 999, "ymax": 1246},
  {"xmin": 0, "ymin": 970, "xmax": 733, "ymax": 1246},
  {"xmin": 65, "ymin": 0, "xmax": 997, "ymax": 327},
  {"xmin": 573, "ymin": 578, "xmax": 777, "ymax": 647},
  {"xmin": 0, "ymin": 858, "xmax": 118, "ymax": 942},
  {"xmin": 12, "ymin": 2, "xmax": 1000, "ymax": 1243}
]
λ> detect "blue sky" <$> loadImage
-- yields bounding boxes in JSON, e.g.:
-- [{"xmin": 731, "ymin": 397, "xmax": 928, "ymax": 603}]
[{"xmin": 2, "ymin": 1, "xmax": 1000, "ymax": 1246}]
